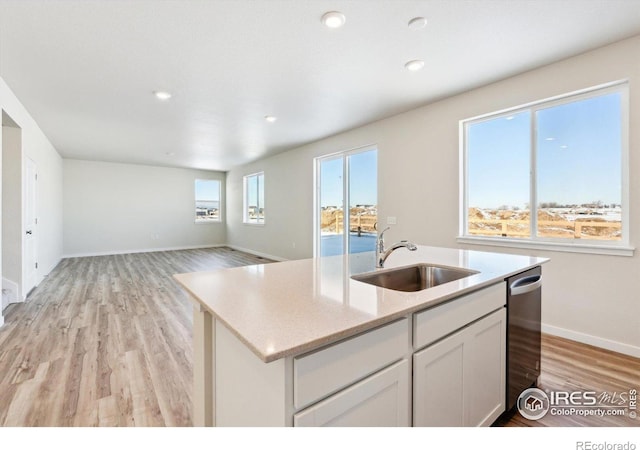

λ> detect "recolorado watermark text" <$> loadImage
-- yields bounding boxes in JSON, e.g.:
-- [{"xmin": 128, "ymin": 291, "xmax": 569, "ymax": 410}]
[{"xmin": 576, "ymin": 442, "xmax": 636, "ymax": 450}]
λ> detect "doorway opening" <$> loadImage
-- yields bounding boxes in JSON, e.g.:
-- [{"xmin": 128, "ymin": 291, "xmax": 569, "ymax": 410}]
[
  {"xmin": 315, "ymin": 146, "xmax": 378, "ymax": 257},
  {"xmin": 2, "ymin": 111, "xmax": 25, "ymax": 324}
]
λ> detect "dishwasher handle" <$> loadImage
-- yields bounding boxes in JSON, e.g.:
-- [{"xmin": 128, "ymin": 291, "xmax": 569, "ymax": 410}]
[{"xmin": 509, "ymin": 275, "xmax": 542, "ymax": 296}]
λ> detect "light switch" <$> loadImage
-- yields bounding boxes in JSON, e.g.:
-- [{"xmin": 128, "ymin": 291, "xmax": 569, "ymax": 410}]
[{"xmin": 387, "ymin": 216, "xmax": 397, "ymax": 225}]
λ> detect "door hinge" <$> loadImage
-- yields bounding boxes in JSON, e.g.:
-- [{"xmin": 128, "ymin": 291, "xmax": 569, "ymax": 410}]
[
  {"xmin": 35, "ymin": 174, "xmax": 38, "ymax": 181},
  {"xmin": 35, "ymin": 218, "xmax": 38, "ymax": 225},
  {"xmin": 35, "ymin": 262, "xmax": 38, "ymax": 269}
]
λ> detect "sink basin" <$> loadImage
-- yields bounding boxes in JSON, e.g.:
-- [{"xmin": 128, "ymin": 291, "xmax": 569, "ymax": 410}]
[{"xmin": 352, "ymin": 263, "xmax": 478, "ymax": 292}]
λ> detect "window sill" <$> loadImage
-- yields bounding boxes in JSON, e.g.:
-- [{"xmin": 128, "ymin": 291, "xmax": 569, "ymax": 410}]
[
  {"xmin": 195, "ymin": 220, "xmax": 222, "ymax": 225},
  {"xmin": 243, "ymin": 222, "xmax": 265, "ymax": 227},
  {"xmin": 456, "ymin": 235, "xmax": 635, "ymax": 257}
]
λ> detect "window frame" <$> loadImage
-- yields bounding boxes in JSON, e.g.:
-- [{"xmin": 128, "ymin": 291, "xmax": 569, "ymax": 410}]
[
  {"xmin": 243, "ymin": 171, "xmax": 265, "ymax": 225},
  {"xmin": 194, "ymin": 178, "xmax": 222, "ymax": 224},
  {"xmin": 458, "ymin": 80, "xmax": 633, "ymax": 256}
]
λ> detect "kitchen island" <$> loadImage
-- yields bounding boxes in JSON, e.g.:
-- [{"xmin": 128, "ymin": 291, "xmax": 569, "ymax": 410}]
[{"xmin": 174, "ymin": 245, "xmax": 548, "ymax": 427}]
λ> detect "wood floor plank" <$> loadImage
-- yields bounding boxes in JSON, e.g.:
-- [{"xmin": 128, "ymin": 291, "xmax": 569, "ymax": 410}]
[
  {"xmin": 28, "ymin": 357, "xmax": 66, "ymax": 426},
  {"xmin": 3, "ymin": 361, "xmax": 51, "ymax": 426},
  {"xmin": 125, "ymin": 350, "xmax": 164, "ymax": 427},
  {"xmin": 105, "ymin": 352, "xmax": 135, "ymax": 427}
]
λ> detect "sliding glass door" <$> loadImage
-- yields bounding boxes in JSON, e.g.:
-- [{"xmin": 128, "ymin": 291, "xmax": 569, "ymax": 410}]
[{"xmin": 316, "ymin": 147, "xmax": 378, "ymax": 257}]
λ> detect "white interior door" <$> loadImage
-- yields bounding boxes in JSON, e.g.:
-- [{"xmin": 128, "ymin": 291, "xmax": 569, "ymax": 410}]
[{"xmin": 24, "ymin": 157, "xmax": 37, "ymax": 294}]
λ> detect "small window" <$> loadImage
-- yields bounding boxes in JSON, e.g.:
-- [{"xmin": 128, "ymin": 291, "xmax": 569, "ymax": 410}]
[
  {"xmin": 461, "ymin": 81, "xmax": 629, "ymax": 253},
  {"xmin": 244, "ymin": 172, "xmax": 265, "ymax": 224},
  {"xmin": 195, "ymin": 179, "xmax": 221, "ymax": 223}
]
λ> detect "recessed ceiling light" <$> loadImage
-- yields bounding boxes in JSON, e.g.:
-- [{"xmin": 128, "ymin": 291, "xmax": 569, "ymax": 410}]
[
  {"xmin": 408, "ymin": 17, "xmax": 427, "ymax": 30},
  {"xmin": 264, "ymin": 115, "xmax": 277, "ymax": 123},
  {"xmin": 560, "ymin": 145, "xmax": 568, "ymax": 149},
  {"xmin": 505, "ymin": 116, "xmax": 515, "ymax": 121},
  {"xmin": 404, "ymin": 59, "xmax": 425, "ymax": 71},
  {"xmin": 165, "ymin": 152, "xmax": 175, "ymax": 156},
  {"xmin": 321, "ymin": 11, "xmax": 346, "ymax": 28},
  {"xmin": 154, "ymin": 90, "xmax": 172, "ymax": 100},
  {"xmin": 545, "ymin": 137, "xmax": 556, "ymax": 141}
]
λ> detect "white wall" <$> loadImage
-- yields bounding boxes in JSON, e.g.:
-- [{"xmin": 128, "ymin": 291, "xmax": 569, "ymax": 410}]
[
  {"xmin": 2, "ymin": 125, "xmax": 22, "ymax": 296},
  {"xmin": 226, "ymin": 148, "xmax": 313, "ymax": 261},
  {"xmin": 63, "ymin": 159, "xmax": 226, "ymax": 256},
  {"xmin": 0, "ymin": 76, "xmax": 64, "ymax": 320},
  {"xmin": 227, "ymin": 35, "xmax": 640, "ymax": 356},
  {"xmin": 0, "ymin": 122, "xmax": 2, "ymax": 325}
]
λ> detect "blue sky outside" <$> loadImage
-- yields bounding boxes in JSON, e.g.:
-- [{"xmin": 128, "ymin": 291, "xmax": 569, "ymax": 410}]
[
  {"xmin": 246, "ymin": 173, "xmax": 264, "ymax": 209},
  {"xmin": 467, "ymin": 92, "xmax": 621, "ymax": 209},
  {"xmin": 195, "ymin": 179, "xmax": 220, "ymax": 209},
  {"xmin": 195, "ymin": 179, "xmax": 219, "ymax": 200},
  {"xmin": 537, "ymin": 93, "xmax": 621, "ymax": 206},
  {"xmin": 320, "ymin": 149, "xmax": 377, "ymax": 208}
]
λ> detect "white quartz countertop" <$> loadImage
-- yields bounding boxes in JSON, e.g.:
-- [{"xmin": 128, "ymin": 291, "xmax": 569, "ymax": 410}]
[{"xmin": 174, "ymin": 246, "xmax": 548, "ymax": 363}]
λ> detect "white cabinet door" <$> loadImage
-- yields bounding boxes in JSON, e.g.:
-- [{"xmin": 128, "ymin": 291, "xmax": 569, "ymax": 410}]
[
  {"xmin": 413, "ymin": 327, "xmax": 466, "ymax": 426},
  {"xmin": 466, "ymin": 308, "xmax": 506, "ymax": 427},
  {"xmin": 413, "ymin": 308, "xmax": 506, "ymax": 427},
  {"xmin": 294, "ymin": 360, "xmax": 410, "ymax": 427}
]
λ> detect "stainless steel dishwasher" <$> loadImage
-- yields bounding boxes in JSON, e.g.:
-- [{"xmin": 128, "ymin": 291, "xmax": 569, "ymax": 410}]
[{"xmin": 506, "ymin": 266, "xmax": 542, "ymax": 410}]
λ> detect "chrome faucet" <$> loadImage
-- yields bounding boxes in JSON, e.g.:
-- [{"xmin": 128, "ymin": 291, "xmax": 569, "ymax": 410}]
[{"xmin": 376, "ymin": 226, "xmax": 417, "ymax": 268}]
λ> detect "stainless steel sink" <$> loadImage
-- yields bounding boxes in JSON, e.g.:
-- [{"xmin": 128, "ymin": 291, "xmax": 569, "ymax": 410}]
[{"xmin": 351, "ymin": 263, "xmax": 478, "ymax": 292}]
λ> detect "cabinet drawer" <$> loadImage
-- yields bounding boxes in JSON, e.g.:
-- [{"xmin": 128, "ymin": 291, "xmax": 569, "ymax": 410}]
[
  {"xmin": 294, "ymin": 318, "xmax": 409, "ymax": 410},
  {"xmin": 413, "ymin": 282, "xmax": 505, "ymax": 350},
  {"xmin": 294, "ymin": 359, "xmax": 410, "ymax": 427}
]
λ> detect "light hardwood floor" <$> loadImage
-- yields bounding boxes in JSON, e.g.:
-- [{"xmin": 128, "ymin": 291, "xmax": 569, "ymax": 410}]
[
  {"xmin": 0, "ymin": 247, "xmax": 638, "ymax": 427},
  {"xmin": 0, "ymin": 247, "xmax": 271, "ymax": 426}
]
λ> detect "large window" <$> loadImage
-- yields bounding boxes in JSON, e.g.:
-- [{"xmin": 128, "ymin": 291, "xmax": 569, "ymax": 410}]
[
  {"xmin": 461, "ymin": 82, "xmax": 629, "ymax": 254},
  {"xmin": 244, "ymin": 172, "xmax": 265, "ymax": 224},
  {"xmin": 195, "ymin": 179, "xmax": 221, "ymax": 223}
]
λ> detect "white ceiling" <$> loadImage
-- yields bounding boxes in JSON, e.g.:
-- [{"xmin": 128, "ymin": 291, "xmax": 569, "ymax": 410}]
[{"xmin": 1, "ymin": 0, "xmax": 640, "ymax": 172}]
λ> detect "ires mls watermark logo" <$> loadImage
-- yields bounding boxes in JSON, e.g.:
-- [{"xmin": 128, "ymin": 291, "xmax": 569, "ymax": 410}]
[
  {"xmin": 517, "ymin": 387, "xmax": 638, "ymax": 421},
  {"xmin": 517, "ymin": 388, "xmax": 551, "ymax": 420}
]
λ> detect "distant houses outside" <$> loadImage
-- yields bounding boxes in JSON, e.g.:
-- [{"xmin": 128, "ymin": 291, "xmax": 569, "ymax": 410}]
[
  {"xmin": 321, "ymin": 205, "xmax": 377, "ymax": 235},
  {"xmin": 246, "ymin": 205, "xmax": 265, "ymax": 223}
]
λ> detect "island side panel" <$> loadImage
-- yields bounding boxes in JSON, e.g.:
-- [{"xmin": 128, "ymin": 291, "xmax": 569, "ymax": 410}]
[
  {"xmin": 192, "ymin": 301, "xmax": 214, "ymax": 426},
  {"xmin": 215, "ymin": 319, "xmax": 293, "ymax": 426}
]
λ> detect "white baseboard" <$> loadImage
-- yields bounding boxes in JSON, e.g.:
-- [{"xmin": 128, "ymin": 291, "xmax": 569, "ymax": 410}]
[
  {"xmin": 542, "ymin": 323, "xmax": 640, "ymax": 358},
  {"xmin": 62, "ymin": 244, "xmax": 226, "ymax": 259},
  {"xmin": 226, "ymin": 245, "xmax": 288, "ymax": 262},
  {"xmin": 0, "ymin": 314, "xmax": 4, "ymax": 327}
]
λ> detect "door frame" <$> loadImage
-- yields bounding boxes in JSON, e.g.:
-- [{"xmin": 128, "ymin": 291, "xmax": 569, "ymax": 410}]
[
  {"xmin": 1, "ymin": 112, "xmax": 25, "ymax": 312},
  {"xmin": 23, "ymin": 156, "xmax": 37, "ymax": 296},
  {"xmin": 313, "ymin": 144, "xmax": 378, "ymax": 258}
]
